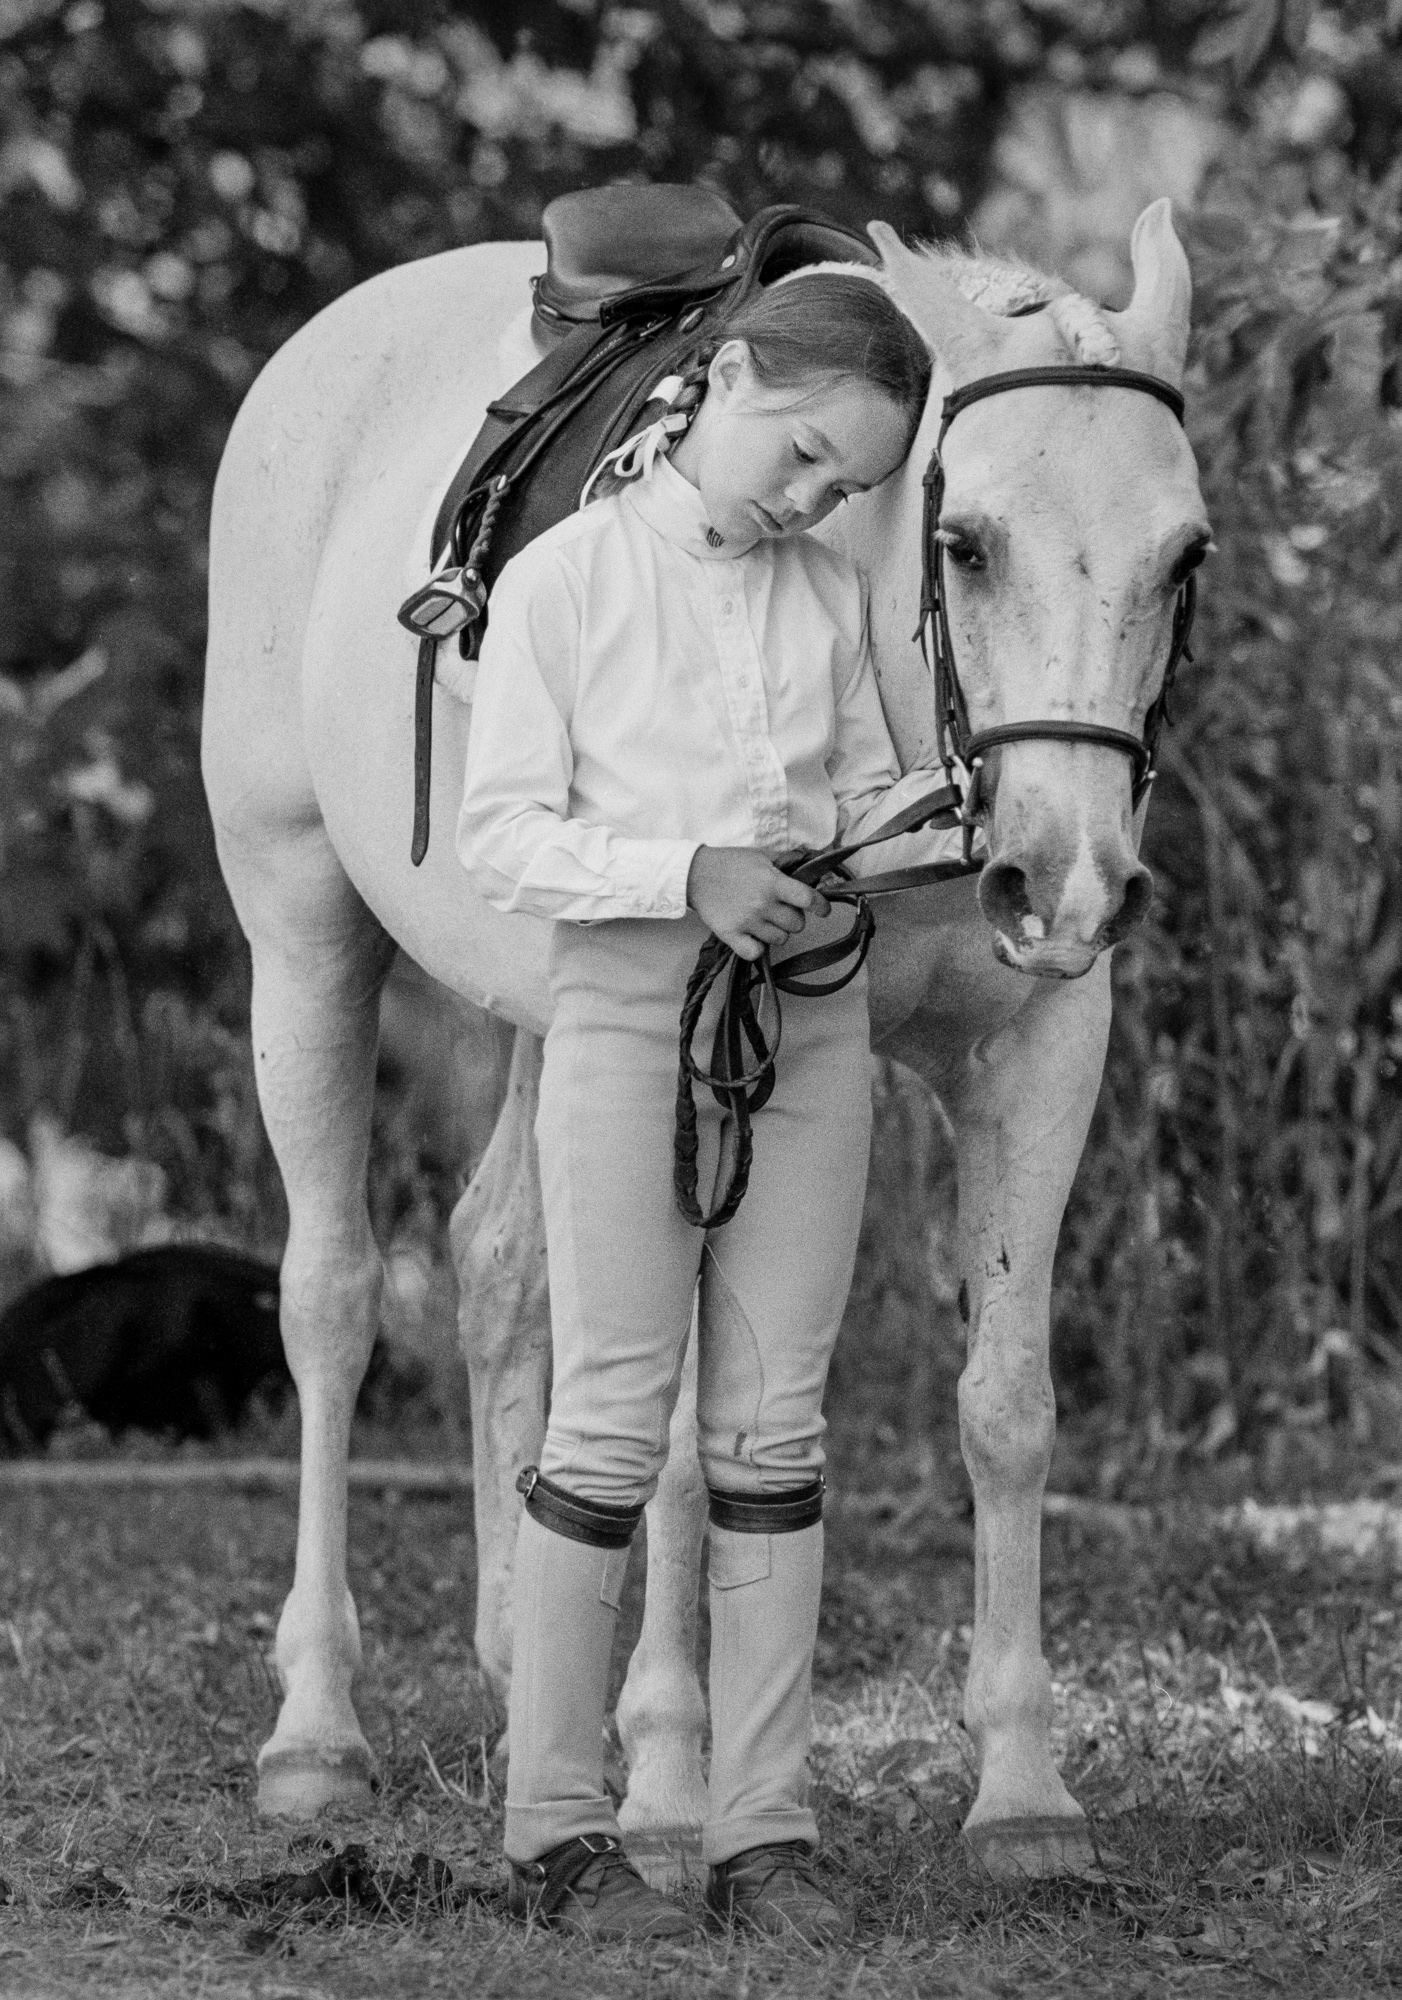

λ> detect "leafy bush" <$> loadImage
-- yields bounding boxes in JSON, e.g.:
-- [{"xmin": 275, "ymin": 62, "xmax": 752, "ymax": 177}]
[
  {"xmin": 1054, "ymin": 147, "xmax": 1402, "ymax": 1475},
  {"xmin": 3, "ymin": 0, "xmax": 1401, "ymax": 1475}
]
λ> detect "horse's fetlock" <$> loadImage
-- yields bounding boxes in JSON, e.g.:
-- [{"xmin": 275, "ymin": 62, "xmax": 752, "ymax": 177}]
[
  {"xmin": 964, "ymin": 1645, "xmax": 1054, "ymax": 1743},
  {"xmin": 275, "ymin": 1585, "xmax": 362, "ymax": 1686}
]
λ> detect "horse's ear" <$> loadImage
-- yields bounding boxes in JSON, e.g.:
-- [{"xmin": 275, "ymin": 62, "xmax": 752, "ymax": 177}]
[
  {"xmin": 867, "ymin": 221, "xmax": 1007, "ymax": 378},
  {"xmin": 1113, "ymin": 199, "xmax": 1191, "ymax": 386}
]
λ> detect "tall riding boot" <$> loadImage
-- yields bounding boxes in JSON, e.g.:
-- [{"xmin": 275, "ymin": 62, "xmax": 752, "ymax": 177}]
[
  {"xmin": 504, "ymin": 1477, "xmax": 636, "ymax": 1862},
  {"xmin": 504, "ymin": 1471, "xmax": 695, "ymax": 1940},
  {"xmin": 703, "ymin": 1482, "xmax": 826, "ymax": 1861},
  {"xmin": 703, "ymin": 1480, "xmax": 850, "ymax": 1943}
]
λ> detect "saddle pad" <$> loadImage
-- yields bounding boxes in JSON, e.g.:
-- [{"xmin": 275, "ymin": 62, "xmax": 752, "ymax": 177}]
[{"xmin": 537, "ymin": 184, "xmax": 742, "ymax": 322}]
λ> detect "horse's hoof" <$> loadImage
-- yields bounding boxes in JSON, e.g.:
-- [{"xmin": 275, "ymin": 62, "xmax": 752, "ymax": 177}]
[
  {"xmin": 256, "ymin": 1744, "xmax": 379, "ymax": 1819},
  {"xmin": 619, "ymin": 1826, "xmax": 705, "ymax": 1890},
  {"xmin": 962, "ymin": 1813, "xmax": 1097, "ymax": 1882}
]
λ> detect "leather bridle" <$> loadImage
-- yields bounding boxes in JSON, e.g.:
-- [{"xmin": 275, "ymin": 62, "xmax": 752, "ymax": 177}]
[{"xmin": 916, "ymin": 363, "xmax": 1198, "ymax": 865}]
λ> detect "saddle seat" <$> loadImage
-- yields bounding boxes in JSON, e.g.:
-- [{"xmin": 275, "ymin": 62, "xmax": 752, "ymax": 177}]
[{"xmin": 534, "ymin": 184, "xmax": 742, "ymax": 327}]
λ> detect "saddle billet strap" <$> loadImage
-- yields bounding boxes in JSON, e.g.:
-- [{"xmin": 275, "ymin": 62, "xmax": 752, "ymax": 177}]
[
  {"xmin": 673, "ymin": 781, "xmax": 976, "ymax": 1231},
  {"xmin": 410, "ymin": 635, "xmax": 437, "ymax": 868}
]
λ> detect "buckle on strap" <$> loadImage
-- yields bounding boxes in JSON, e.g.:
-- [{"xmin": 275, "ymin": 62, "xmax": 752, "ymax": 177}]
[
  {"xmin": 708, "ymin": 1476, "xmax": 825, "ymax": 1534},
  {"xmin": 516, "ymin": 1466, "xmax": 642, "ymax": 1549},
  {"xmin": 522, "ymin": 1833, "xmax": 626, "ymax": 1917}
]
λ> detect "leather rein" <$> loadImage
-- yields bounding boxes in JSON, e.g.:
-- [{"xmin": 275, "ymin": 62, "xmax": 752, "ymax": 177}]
[{"xmin": 676, "ymin": 360, "xmax": 1197, "ymax": 1230}]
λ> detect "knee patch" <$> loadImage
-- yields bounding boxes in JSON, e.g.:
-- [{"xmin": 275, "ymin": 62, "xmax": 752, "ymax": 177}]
[
  {"xmin": 516, "ymin": 1466, "xmax": 642, "ymax": 1549},
  {"xmin": 706, "ymin": 1476, "xmax": 824, "ymax": 1535}
]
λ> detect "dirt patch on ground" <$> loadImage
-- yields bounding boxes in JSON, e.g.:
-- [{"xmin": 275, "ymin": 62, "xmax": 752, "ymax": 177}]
[{"xmin": 2, "ymin": 1484, "xmax": 1402, "ymax": 1996}]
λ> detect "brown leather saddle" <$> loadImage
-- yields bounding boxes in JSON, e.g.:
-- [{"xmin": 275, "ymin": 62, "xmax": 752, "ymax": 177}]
[{"xmin": 398, "ymin": 186, "xmax": 878, "ymax": 863}]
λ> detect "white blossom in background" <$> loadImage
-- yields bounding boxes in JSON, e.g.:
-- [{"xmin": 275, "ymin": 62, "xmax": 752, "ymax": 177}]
[
  {"xmin": 26, "ymin": 1115, "xmax": 169, "ymax": 1275},
  {"xmin": 975, "ymin": 88, "xmax": 1227, "ymax": 300}
]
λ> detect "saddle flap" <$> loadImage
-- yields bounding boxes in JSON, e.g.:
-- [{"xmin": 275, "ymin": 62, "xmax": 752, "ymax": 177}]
[{"xmin": 536, "ymin": 184, "xmax": 743, "ymax": 323}]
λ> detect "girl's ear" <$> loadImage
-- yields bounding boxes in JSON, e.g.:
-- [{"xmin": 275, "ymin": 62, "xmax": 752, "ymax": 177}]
[{"xmin": 709, "ymin": 338, "xmax": 751, "ymax": 403}]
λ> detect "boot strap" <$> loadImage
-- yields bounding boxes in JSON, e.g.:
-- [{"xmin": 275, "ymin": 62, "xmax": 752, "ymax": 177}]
[
  {"xmin": 520, "ymin": 1833, "xmax": 632, "ymax": 1917},
  {"xmin": 707, "ymin": 1476, "xmax": 824, "ymax": 1534},
  {"xmin": 517, "ymin": 1466, "xmax": 642, "ymax": 1548}
]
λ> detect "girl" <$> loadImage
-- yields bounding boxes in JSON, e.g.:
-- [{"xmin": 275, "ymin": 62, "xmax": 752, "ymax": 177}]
[{"xmin": 458, "ymin": 270, "xmax": 952, "ymax": 1944}]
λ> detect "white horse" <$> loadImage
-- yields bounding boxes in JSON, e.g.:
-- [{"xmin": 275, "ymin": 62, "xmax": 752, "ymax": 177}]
[{"xmin": 201, "ymin": 199, "xmax": 1208, "ymax": 1882}]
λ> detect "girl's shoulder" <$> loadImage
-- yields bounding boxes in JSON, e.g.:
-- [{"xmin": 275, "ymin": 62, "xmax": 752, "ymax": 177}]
[{"xmin": 493, "ymin": 493, "xmax": 633, "ymax": 601}]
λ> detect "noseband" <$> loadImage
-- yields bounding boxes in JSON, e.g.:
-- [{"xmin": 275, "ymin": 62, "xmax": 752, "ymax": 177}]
[{"xmin": 916, "ymin": 363, "xmax": 1197, "ymax": 862}]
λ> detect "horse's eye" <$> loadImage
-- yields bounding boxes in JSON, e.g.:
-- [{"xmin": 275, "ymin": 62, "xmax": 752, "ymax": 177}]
[
  {"xmin": 937, "ymin": 530, "xmax": 985, "ymax": 572},
  {"xmin": 1171, "ymin": 536, "xmax": 1215, "ymax": 587}
]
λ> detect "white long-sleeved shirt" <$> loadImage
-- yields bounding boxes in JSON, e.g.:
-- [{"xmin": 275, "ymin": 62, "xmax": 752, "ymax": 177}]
[{"xmin": 457, "ymin": 448, "xmax": 961, "ymax": 923}]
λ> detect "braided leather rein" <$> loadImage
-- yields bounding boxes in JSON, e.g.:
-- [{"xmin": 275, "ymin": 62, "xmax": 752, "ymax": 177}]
[
  {"xmin": 675, "ymin": 361, "xmax": 1198, "ymax": 1230},
  {"xmin": 675, "ymin": 782, "xmax": 973, "ymax": 1229}
]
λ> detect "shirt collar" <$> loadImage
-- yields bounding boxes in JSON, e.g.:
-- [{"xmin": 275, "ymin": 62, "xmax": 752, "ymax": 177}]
[{"xmin": 622, "ymin": 450, "xmax": 762, "ymax": 561}]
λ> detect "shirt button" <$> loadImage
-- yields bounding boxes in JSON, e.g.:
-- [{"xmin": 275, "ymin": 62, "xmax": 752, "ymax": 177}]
[{"xmin": 721, "ymin": 598, "xmax": 735, "ymax": 615}]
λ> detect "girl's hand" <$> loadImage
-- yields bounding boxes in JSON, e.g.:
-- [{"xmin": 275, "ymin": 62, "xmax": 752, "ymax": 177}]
[{"xmin": 686, "ymin": 847, "xmax": 831, "ymax": 960}]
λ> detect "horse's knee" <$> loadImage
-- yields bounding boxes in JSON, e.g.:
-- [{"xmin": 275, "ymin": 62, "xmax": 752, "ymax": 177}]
[
  {"xmin": 957, "ymin": 1346, "xmax": 1056, "ymax": 1495},
  {"xmin": 279, "ymin": 1236, "xmax": 382, "ymax": 1391}
]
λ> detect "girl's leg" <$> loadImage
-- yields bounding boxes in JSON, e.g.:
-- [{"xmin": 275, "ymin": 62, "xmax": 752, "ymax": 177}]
[
  {"xmin": 505, "ymin": 922, "xmax": 716, "ymax": 1874},
  {"xmin": 695, "ymin": 975, "xmax": 872, "ymax": 1915}
]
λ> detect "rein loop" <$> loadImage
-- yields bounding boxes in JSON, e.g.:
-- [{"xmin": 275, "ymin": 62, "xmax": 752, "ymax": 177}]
[{"xmin": 674, "ymin": 781, "xmax": 970, "ymax": 1230}]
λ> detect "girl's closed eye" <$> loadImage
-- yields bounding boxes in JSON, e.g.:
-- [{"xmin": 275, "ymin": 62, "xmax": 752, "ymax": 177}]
[{"xmin": 792, "ymin": 441, "xmax": 818, "ymax": 465}]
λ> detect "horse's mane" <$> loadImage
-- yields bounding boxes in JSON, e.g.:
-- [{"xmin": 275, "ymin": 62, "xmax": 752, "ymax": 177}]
[{"xmin": 798, "ymin": 242, "xmax": 1122, "ymax": 366}]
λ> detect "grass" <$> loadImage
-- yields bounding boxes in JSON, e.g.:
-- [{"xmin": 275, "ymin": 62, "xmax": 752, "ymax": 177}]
[{"xmin": 2, "ymin": 1482, "xmax": 1402, "ymax": 1997}]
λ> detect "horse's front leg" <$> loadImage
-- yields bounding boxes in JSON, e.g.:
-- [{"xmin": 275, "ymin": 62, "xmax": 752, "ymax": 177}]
[
  {"xmin": 944, "ymin": 963, "xmax": 1110, "ymax": 1880},
  {"xmin": 616, "ymin": 1324, "xmax": 709, "ymax": 1887},
  {"xmin": 448, "ymin": 1028, "xmax": 551, "ymax": 1708}
]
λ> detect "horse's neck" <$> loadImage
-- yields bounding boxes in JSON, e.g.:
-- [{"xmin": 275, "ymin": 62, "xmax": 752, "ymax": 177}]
[{"xmin": 816, "ymin": 394, "xmax": 948, "ymax": 773}]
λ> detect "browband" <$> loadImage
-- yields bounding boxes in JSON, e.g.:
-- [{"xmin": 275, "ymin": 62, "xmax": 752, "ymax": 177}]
[{"xmin": 940, "ymin": 365, "xmax": 1186, "ymax": 433}]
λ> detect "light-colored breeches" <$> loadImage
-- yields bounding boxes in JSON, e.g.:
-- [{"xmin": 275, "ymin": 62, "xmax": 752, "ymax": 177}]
[{"xmin": 534, "ymin": 911, "xmax": 874, "ymax": 1509}]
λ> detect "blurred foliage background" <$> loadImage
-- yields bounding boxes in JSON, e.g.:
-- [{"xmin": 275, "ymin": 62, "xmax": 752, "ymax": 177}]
[{"xmin": 1, "ymin": 0, "xmax": 1401, "ymax": 1492}]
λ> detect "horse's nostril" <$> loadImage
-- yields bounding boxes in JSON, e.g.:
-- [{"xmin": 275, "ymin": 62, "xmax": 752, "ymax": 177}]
[
  {"xmin": 1106, "ymin": 864, "xmax": 1153, "ymax": 940},
  {"xmin": 978, "ymin": 859, "xmax": 1034, "ymax": 938}
]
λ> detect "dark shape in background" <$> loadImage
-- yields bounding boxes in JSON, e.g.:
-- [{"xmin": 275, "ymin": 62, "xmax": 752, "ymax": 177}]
[{"xmin": 0, "ymin": 1242, "xmax": 286, "ymax": 1448}]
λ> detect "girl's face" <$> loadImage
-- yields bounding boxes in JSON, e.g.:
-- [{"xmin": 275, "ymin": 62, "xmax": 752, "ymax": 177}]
[{"xmin": 670, "ymin": 341, "xmax": 917, "ymax": 546}]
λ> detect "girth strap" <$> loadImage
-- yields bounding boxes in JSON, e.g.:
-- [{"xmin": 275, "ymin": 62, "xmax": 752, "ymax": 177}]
[{"xmin": 673, "ymin": 779, "xmax": 976, "ymax": 1231}]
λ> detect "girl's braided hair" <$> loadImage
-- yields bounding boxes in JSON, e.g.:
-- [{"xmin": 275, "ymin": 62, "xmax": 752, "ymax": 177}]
[{"xmin": 589, "ymin": 272, "xmax": 931, "ymax": 500}]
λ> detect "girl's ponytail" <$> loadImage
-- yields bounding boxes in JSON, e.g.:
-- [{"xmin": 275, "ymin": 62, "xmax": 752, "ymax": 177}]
[{"xmin": 582, "ymin": 272, "xmax": 930, "ymax": 505}]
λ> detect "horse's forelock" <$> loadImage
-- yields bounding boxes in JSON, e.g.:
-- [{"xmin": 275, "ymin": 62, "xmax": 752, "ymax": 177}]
[
  {"xmin": 778, "ymin": 248, "xmax": 1120, "ymax": 369},
  {"xmin": 1045, "ymin": 293, "xmax": 1121, "ymax": 366}
]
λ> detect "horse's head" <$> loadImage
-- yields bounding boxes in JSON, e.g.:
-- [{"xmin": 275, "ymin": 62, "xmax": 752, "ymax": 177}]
[{"xmin": 857, "ymin": 202, "xmax": 1212, "ymax": 980}]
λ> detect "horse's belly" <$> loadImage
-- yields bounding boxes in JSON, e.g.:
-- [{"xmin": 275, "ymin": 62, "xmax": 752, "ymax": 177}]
[{"xmin": 297, "ymin": 248, "xmax": 554, "ymax": 1029}]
